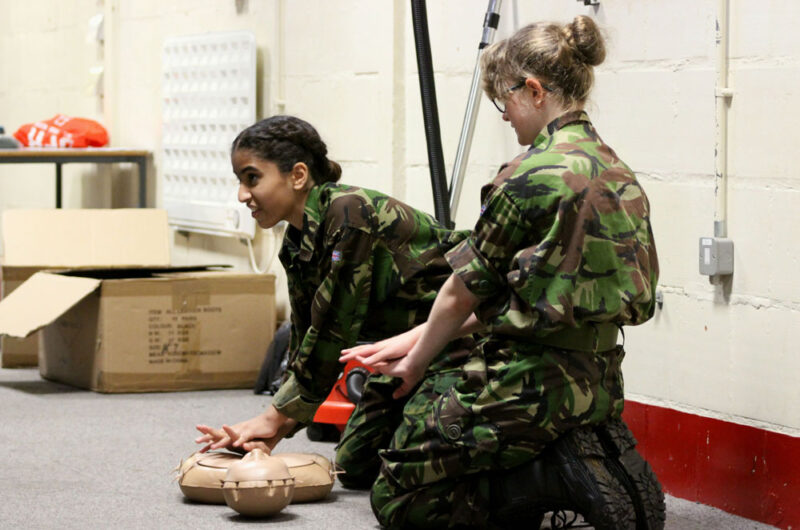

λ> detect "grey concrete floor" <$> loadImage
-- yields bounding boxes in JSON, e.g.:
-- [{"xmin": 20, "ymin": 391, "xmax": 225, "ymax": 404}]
[{"xmin": 0, "ymin": 367, "xmax": 776, "ymax": 529}]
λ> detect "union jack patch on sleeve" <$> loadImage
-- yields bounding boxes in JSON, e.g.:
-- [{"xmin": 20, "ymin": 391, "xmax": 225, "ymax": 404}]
[{"xmin": 332, "ymin": 250, "xmax": 342, "ymax": 262}]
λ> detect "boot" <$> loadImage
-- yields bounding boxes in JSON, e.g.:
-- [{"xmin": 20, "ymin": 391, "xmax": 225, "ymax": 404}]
[
  {"xmin": 490, "ymin": 425, "xmax": 636, "ymax": 529},
  {"xmin": 593, "ymin": 419, "xmax": 666, "ymax": 530}
]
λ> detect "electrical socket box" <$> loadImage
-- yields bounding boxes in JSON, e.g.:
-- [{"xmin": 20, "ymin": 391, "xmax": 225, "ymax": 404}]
[{"xmin": 699, "ymin": 237, "xmax": 734, "ymax": 276}]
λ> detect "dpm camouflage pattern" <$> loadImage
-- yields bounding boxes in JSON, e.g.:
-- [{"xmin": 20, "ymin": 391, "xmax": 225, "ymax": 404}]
[
  {"xmin": 273, "ymin": 182, "xmax": 467, "ymax": 423},
  {"xmin": 370, "ymin": 111, "xmax": 658, "ymax": 529},
  {"xmin": 335, "ymin": 341, "xmax": 472, "ymax": 489},
  {"xmin": 447, "ymin": 110, "xmax": 658, "ymax": 337},
  {"xmin": 371, "ymin": 339, "xmax": 627, "ymax": 529}
]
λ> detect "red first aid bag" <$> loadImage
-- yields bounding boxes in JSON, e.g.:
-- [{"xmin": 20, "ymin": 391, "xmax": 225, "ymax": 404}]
[{"xmin": 14, "ymin": 114, "xmax": 109, "ymax": 148}]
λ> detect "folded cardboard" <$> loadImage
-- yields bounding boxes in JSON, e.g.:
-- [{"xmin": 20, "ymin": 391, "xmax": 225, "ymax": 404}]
[
  {"xmin": 0, "ymin": 266, "xmax": 276, "ymax": 393},
  {"xmin": 1, "ymin": 209, "xmax": 171, "ymax": 367},
  {"xmin": 0, "ymin": 264, "xmax": 47, "ymax": 367}
]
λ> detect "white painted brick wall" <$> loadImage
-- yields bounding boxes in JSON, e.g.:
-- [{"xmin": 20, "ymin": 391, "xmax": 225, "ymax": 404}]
[{"xmin": 0, "ymin": 1, "xmax": 798, "ymax": 433}]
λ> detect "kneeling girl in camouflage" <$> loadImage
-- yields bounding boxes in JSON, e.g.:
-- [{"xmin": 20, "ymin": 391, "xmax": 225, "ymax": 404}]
[
  {"xmin": 342, "ymin": 16, "xmax": 664, "ymax": 529},
  {"xmin": 194, "ymin": 115, "xmax": 470, "ymax": 488}
]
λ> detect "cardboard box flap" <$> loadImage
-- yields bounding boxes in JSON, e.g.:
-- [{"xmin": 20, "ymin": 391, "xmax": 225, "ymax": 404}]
[
  {"xmin": 2, "ymin": 209, "xmax": 171, "ymax": 267},
  {"xmin": 52, "ymin": 264, "xmax": 232, "ymax": 280},
  {"xmin": 0, "ymin": 272, "xmax": 101, "ymax": 338}
]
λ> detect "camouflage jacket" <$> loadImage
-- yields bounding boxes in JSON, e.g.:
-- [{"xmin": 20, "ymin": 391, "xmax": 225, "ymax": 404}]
[
  {"xmin": 273, "ymin": 182, "xmax": 466, "ymax": 423},
  {"xmin": 446, "ymin": 111, "xmax": 658, "ymax": 338}
]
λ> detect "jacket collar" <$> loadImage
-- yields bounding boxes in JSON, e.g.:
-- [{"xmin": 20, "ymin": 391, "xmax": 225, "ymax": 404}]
[
  {"xmin": 285, "ymin": 184, "xmax": 326, "ymax": 263},
  {"xmin": 530, "ymin": 109, "xmax": 591, "ymax": 153}
]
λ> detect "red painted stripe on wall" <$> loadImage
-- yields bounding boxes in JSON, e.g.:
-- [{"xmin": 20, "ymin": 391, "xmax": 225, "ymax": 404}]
[{"xmin": 622, "ymin": 400, "xmax": 800, "ymax": 530}]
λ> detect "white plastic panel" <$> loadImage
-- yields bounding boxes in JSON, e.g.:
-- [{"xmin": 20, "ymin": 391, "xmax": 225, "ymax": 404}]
[{"xmin": 161, "ymin": 31, "xmax": 257, "ymax": 239}]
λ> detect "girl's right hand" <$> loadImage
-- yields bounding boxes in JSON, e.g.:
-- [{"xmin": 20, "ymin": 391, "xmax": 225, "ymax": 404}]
[
  {"xmin": 195, "ymin": 424, "xmax": 272, "ymax": 454},
  {"xmin": 194, "ymin": 407, "xmax": 291, "ymax": 454},
  {"xmin": 339, "ymin": 324, "xmax": 425, "ymax": 366},
  {"xmin": 195, "ymin": 424, "xmax": 238, "ymax": 453},
  {"xmin": 374, "ymin": 355, "xmax": 427, "ymax": 399},
  {"xmin": 220, "ymin": 414, "xmax": 280, "ymax": 452}
]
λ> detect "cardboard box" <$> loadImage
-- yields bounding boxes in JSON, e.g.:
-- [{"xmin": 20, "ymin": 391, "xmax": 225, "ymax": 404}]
[
  {"xmin": 1, "ymin": 209, "xmax": 171, "ymax": 367},
  {"xmin": 0, "ymin": 266, "xmax": 275, "ymax": 392},
  {"xmin": 0, "ymin": 209, "xmax": 276, "ymax": 393}
]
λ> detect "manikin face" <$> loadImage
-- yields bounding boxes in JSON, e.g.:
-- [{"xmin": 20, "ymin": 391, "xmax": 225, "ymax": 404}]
[
  {"xmin": 500, "ymin": 78, "xmax": 551, "ymax": 146},
  {"xmin": 233, "ymin": 149, "xmax": 307, "ymax": 230}
]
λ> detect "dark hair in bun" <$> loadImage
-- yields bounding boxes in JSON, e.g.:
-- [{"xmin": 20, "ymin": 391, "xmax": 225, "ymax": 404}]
[{"xmin": 232, "ymin": 115, "xmax": 342, "ymax": 184}]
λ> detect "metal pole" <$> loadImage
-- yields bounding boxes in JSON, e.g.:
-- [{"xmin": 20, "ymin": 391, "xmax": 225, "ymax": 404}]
[
  {"xmin": 449, "ymin": 0, "xmax": 502, "ymax": 221},
  {"xmin": 714, "ymin": 0, "xmax": 732, "ymax": 239}
]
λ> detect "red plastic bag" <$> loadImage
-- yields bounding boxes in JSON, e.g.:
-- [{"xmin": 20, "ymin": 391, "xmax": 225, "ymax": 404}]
[{"xmin": 14, "ymin": 114, "xmax": 109, "ymax": 148}]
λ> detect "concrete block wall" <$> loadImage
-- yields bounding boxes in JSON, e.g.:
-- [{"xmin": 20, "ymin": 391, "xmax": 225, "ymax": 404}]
[
  {"xmin": 587, "ymin": 0, "xmax": 799, "ymax": 435},
  {"xmin": 1, "ymin": 0, "xmax": 798, "ymax": 463},
  {"xmin": 0, "ymin": 0, "xmax": 111, "ymax": 213}
]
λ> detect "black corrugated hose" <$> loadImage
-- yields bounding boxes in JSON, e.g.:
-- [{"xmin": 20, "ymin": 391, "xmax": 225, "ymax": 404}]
[{"xmin": 410, "ymin": 0, "xmax": 453, "ymax": 228}]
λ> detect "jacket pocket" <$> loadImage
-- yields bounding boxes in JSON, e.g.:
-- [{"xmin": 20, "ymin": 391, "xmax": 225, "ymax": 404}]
[{"xmin": 432, "ymin": 386, "xmax": 500, "ymax": 456}]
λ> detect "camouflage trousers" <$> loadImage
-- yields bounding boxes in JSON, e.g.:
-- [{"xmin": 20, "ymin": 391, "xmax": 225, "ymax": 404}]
[
  {"xmin": 370, "ymin": 337, "xmax": 626, "ymax": 529},
  {"xmin": 335, "ymin": 340, "xmax": 473, "ymax": 490}
]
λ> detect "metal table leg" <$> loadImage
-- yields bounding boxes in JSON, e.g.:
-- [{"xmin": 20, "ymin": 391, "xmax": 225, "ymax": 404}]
[
  {"xmin": 137, "ymin": 157, "xmax": 147, "ymax": 207},
  {"xmin": 56, "ymin": 162, "xmax": 63, "ymax": 208}
]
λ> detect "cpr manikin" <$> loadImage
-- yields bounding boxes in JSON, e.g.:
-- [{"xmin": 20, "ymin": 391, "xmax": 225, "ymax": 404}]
[
  {"xmin": 178, "ymin": 451, "xmax": 241, "ymax": 504},
  {"xmin": 223, "ymin": 449, "xmax": 295, "ymax": 517},
  {"xmin": 177, "ymin": 449, "xmax": 335, "ymax": 516},
  {"xmin": 271, "ymin": 452, "xmax": 336, "ymax": 503}
]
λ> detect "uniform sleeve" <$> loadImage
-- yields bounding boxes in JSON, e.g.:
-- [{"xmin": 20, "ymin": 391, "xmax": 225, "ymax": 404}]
[
  {"xmin": 445, "ymin": 186, "xmax": 529, "ymax": 325},
  {"xmin": 272, "ymin": 226, "xmax": 376, "ymax": 424}
]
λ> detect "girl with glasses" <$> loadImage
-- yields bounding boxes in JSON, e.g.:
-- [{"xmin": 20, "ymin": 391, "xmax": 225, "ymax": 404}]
[{"xmin": 342, "ymin": 16, "xmax": 664, "ymax": 529}]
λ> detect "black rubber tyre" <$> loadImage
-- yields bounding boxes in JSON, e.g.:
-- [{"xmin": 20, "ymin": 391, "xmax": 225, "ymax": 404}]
[{"xmin": 344, "ymin": 367, "xmax": 370, "ymax": 404}]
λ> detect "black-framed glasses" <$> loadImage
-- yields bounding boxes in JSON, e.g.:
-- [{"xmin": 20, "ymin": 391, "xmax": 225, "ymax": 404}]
[{"xmin": 490, "ymin": 80, "xmax": 555, "ymax": 113}]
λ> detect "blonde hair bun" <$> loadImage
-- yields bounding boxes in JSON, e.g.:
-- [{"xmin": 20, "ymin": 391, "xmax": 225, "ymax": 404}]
[
  {"xmin": 481, "ymin": 16, "xmax": 606, "ymax": 107},
  {"xmin": 563, "ymin": 15, "xmax": 606, "ymax": 67}
]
